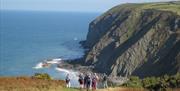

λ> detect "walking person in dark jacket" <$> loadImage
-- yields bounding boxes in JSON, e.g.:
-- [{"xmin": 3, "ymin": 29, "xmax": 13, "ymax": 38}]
[
  {"xmin": 86, "ymin": 73, "xmax": 91, "ymax": 91},
  {"xmin": 84, "ymin": 74, "xmax": 91, "ymax": 91},
  {"xmin": 83, "ymin": 74, "xmax": 88, "ymax": 89},
  {"xmin": 78, "ymin": 73, "xmax": 84, "ymax": 90},
  {"xmin": 102, "ymin": 73, "xmax": 108, "ymax": 88}
]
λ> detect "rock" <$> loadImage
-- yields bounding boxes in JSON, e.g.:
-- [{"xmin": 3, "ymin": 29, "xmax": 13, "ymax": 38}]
[{"xmin": 83, "ymin": 2, "xmax": 180, "ymax": 78}]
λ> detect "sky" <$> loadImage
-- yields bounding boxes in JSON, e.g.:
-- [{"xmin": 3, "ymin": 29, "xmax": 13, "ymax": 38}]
[{"xmin": 0, "ymin": 0, "xmax": 176, "ymax": 12}]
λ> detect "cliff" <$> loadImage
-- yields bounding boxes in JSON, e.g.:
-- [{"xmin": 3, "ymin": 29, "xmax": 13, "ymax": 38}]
[{"xmin": 83, "ymin": 1, "xmax": 180, "ymax": 78}]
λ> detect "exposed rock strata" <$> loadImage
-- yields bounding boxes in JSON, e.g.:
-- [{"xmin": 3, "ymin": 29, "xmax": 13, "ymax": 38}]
[{"xmin": 83, "ymin": 2, "xmax": 180, "ymax": 78}]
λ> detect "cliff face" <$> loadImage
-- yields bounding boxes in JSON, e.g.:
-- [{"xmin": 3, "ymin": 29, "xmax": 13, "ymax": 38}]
[{"xmin": 84, "ymin": 2, "xmax": 180, "ymax": 78}]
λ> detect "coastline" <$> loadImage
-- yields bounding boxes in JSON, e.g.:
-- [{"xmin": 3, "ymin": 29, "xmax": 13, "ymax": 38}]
[{"xmin": 32, "ymin": 40, "xmax": 128, "ymax": 87}]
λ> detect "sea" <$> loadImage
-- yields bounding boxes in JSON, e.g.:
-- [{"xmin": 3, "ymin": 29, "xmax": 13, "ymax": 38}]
[{"xmin": 0, "ymin": 10, "xmax": 99, "ymax": 87}]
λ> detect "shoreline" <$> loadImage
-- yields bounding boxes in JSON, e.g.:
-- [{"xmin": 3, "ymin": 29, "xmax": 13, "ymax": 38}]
[{"xmin": 33, "ymin": 40, "xmax": 128, "ymax": 86}]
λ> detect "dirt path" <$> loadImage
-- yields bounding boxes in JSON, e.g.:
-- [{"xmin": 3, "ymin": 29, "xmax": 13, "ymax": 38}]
[
  {"xmin": 96, "ymin": 88, "xmax": 180, "ymax": 91},
  {"xmin": 77, "ymin": 87, "xmax": 146, "ymax": 91},
  {"xmin": 97, "ymin": 87, "xmax": 145, "ymax": 91}
]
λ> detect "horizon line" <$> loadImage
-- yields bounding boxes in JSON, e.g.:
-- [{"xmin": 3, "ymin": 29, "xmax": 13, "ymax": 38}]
[{"xmin": 0, "ymin": 9, "xmax": 105, "ymax": 14}]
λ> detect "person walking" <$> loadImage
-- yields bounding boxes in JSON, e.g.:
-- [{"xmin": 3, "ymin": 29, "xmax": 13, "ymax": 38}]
[
  {"xmin": 65, "ymin": 73, "xmax": 71, "ymax": 88},
  {"xmin": 83, "ymin": 74, "xmax": 88, "ymax": 89},
  {"xmin": 86, "ymin": 73, "xmax": 91, "ymax": 91},
  {"xmin": 102, "ymin": 73, "xmax": 108, "ymax": 88},
  {"xmin": 78, "ymin": 73, "xmax": 84, "ymax": 89},
  {"xmin": 92, "ymin": 73, "xmax": 99, "ymax": 90}
]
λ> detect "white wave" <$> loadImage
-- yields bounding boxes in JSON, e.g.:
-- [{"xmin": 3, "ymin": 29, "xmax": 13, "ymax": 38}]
[
  {"xmin": 55, "ymin": 67, "xmax": 70, "ymax": 73},
  {"xmin": 33, "ymin": 58, "xmax": 62, "ymax": 69},
  {"xmin": 33, "ymin": 62, "xmax": 43, "ymax": 69},
  {"xmin": 55, "ymin": 67, "xmax": 79, "ymax": 78},
  {"xmin": 46, "ymin": 58, "xmax": 62, "ymax": 64}
]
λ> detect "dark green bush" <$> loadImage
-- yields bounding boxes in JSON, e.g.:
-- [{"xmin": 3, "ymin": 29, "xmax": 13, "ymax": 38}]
[
  {"xmin": 123, "ymin": 76, "xmax": 142, "ymax": 87},
  {"xmin": 122, "ymin": 73, "xmax": 180, "ymax": 90},
  {"xmin": 32, "ymin": 73, "xmax": 52, "ymax": 80}
]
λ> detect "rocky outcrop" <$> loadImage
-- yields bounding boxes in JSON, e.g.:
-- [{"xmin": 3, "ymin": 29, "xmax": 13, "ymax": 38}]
[{"xmin": 83, "ymin": 2, "xmax": 180, "ymax": 78}]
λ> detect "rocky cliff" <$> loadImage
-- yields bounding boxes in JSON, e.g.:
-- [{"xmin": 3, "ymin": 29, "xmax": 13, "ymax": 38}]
[{"xmin": 83, "ymin": 1, "xmax": 180, "ymax": 78}]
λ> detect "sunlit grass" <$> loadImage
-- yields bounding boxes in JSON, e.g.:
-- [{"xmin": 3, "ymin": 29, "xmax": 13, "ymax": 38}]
[
  {"xmin": 1, "ymin": 76, "xmax": 179, "ymax": 91},
  {"xmin": 141, "ymin": 2, "xmax": 180, "ymax": 15},
  {"xmin": 103, "ymin": 1, "xmax": 180, "ymax": 16},
  {"xmin": 0, "ymin": 76, "xmax": 67, "ymax": 91},
  {"xmin": 0, "ymin": 76, "xmax": 146, "ymax": 91}
]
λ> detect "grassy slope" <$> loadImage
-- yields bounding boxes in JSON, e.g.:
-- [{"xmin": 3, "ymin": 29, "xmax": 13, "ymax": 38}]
[
  {"xmin": 99, "ymin": 1, "xmax": 180, "ymax": 20},
  {"xmin": 0, "ymin": 77, "xmax": 147, "ymax": 91},
  {"xmin": 2, "ymin": 77, "xmax": 179, "ymax": 91},
  {"xmin": 140, "ymin": 1, "xmax": 180, "ymax": 15},
  {"xmin": 0, "ymin": 77, "xmax": 78, "ymax": 91}
]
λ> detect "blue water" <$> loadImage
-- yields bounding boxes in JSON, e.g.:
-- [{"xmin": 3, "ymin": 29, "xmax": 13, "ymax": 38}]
[{"xmin": 0, "ymin": 10, "xmax": 99, "ymax": 78}]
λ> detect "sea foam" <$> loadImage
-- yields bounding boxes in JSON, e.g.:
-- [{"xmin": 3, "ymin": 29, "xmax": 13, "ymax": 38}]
[
  {"xmin": 33, "ymin": 58, "xmax": 62, "ymax": 69},
  {"xmin": 33, "ymin": 62, "xmax": 44, "ymax": 69}
]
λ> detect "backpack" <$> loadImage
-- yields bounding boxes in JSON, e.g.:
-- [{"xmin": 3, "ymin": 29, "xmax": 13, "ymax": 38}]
[
  {"xmin": 78, "ymin": 76, "xmax": 83, "ymax": 84},
  {"xmin": 87, "ymin": 76, "xmax": 91, "ymax": 84},
  {"xmin": 92, "ymin": 77, "xmax": 96, "ymax": 83},
  {"xmin": 103, "ymin": 75, "xmax": 107, "ymax": 81},
  {"xmin": 66, "ymin": 77, "xmax": 70, "ymax": 83}
]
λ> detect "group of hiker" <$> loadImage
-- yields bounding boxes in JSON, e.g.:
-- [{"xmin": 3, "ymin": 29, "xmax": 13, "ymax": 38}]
[{"xmin": 65, "ymin": 73, "xmax": 108, "ymax": 90}]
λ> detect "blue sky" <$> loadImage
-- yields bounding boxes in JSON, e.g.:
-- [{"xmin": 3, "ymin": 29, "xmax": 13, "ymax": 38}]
[{"xmin": 1, "ymin": 0, "xmax": 175, "ymax": 12}]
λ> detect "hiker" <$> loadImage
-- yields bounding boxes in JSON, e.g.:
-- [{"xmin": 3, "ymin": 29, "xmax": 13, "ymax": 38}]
[
  {"xmin": 102, "ymin": 73, "xmax": 108, "ymax": 88},
  {"xmin": 78, "ymin": 73, "xmax": 84, "ymax": 89},
  {"xmin": 86, "ymin": 73, "xmax": 91, "ymax": 91},
  {"xmin": 92, "ymin": 73, "xmax": 99, "ymax": 90},
  {"xmin": 83, "ymin": 74, "xmax": 88, "ymax": 89},
  {"xmin": 65, "ymin": 73, "xmax": 71, "ymax": 88}
]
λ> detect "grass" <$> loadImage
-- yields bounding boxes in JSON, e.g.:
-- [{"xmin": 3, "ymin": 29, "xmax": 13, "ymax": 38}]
[
  {"xmin": 0, "ymin": 76, "xmax": 146, "ymax": 91},
  {"xmin": 99, "ymin": 1, "xmax": 180, "ymax": 20},
  {"xmin": 0, "ymin": 76, "xmax": 66, "ymax": 91},
  {"xmin": 140, "ymin": 2, "xmax": 180, "ymax": 15},
  {"xmin": 1, "ymin": 76, "xmax": 180, "ymax": 91}
]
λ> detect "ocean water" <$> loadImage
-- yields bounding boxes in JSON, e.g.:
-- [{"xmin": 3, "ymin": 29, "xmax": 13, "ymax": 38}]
[{"xmin": 0, "ymin": 10, "xmax": 99, "ymax": 83}]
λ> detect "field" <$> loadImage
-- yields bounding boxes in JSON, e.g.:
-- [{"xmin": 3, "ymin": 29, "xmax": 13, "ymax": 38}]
[
  {"xmin": 0, "ymin": 77, "xmax": 75, "ymax": 91},
  {"xmin": 0, "ymin": 77, "xmax": 145, "ymax": 91},
  {"xmin": 1, "ymin": 77, "xmax": 180, "ymax": 91},
  {"xmin": 106, "ymin": 1, "xmax": 180, "ymax": 16}
]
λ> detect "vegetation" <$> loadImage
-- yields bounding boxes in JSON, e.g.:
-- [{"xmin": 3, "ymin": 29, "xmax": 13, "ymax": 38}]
[
  {"xmin": 0, "ymin": 73, "xmax": 81, "ymax": 91},
  {"xmin": 1, "ymin": 73, "xmax": 179, "ymax": 91},
  {"xmin": 0, "ymin": 75, "xmax": 145, "ymax": 91},
  {"xmin": 106, "ymin": 1, "xmax": 180, "ymax": 15},
  {"xmin": 125, "ymin": 76, "xmax": 143, "ymax": 88},
  {"xmin": 122, "ymin": 73, "xmax": 180, "ymax": 90},
  {"xmin": 0, "ymin": 77, "xmax": 65, "ymax": 91},
  {"xmin": 32, "ymin": 73, "xmax": 52, "ymax": 80}
]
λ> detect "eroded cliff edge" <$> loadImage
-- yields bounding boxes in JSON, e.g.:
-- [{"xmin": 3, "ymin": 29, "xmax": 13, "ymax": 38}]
[{"xmin": 82, "ymin": 2, "xmax": 180, "ymax": 78}]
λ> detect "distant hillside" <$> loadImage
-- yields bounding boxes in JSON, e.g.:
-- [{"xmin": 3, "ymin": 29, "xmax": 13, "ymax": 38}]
[{"xmin": 83, "ymin": 1, "xmax": 180, "ymax": 77}]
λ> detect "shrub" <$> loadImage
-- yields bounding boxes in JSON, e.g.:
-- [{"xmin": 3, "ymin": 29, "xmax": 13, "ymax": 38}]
[
  {"xmin": 142, "ymin": 77, "xmax": 160, "ymax": 90},
  {"xmin": 32, "ymin": 73, "xmax": 52, "ymax": 80},
  {"xmin": 122, "ymin": 73, "xmax": 180, "ymax": 90},
  {"xmin": 123, "ymin": 76, "xmax": 142, "ymax": 87}
]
